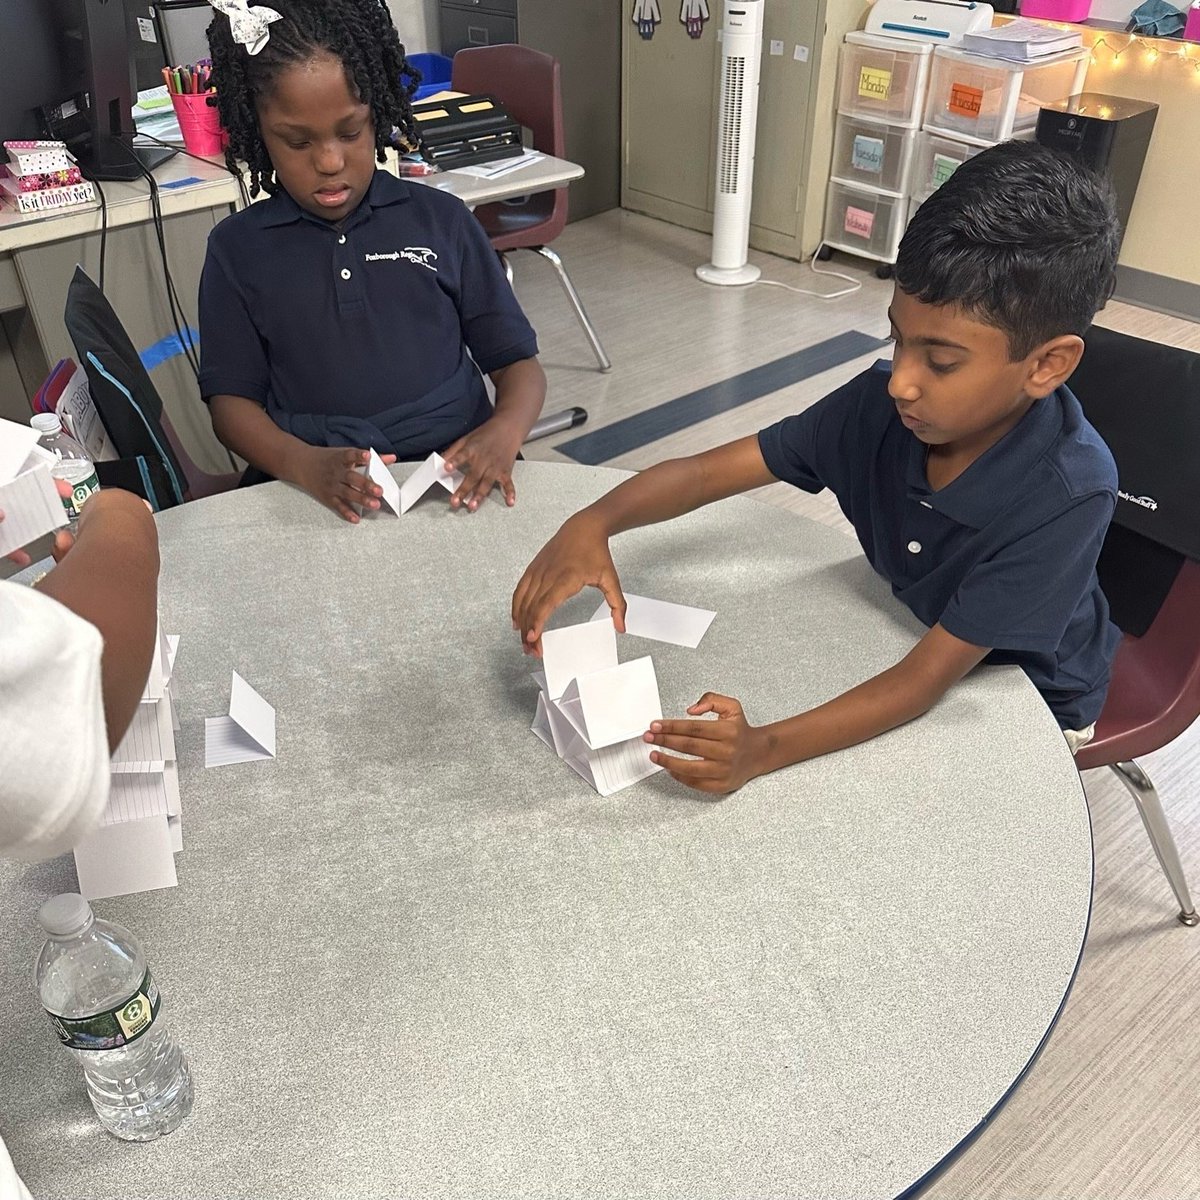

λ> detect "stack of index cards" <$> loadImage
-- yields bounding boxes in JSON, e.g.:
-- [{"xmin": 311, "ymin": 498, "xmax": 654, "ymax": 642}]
[{"xmin": 74, "ymin": 619, "xmax": 183, "ymax": 900}]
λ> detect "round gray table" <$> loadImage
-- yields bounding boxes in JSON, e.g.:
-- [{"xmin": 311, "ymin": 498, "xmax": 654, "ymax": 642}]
[{"xmin": 0, "ymin": 462, "xmax": 1092, "ymax": 1200}]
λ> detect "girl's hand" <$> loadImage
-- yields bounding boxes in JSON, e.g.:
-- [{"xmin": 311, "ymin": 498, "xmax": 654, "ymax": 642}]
[
  {"xmin": 644, "ymin": 693, "xmax": 769, "ymax": 795},
  {"xmin": 293, "ymin": 446, "xmax": 396, "ymax": 523},
  {"xmin": 442, "ymin": 416, "xmax": 524, "ymax": 512}
]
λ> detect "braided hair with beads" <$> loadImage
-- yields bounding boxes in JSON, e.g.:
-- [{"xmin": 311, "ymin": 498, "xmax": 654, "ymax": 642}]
[{"xmin": 207, "ymin": 0, "xmax": 419, "ymax": 198}]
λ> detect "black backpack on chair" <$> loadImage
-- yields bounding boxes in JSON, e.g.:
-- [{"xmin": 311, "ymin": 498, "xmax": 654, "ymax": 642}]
[{"xmin": 62, "ymin": 266, "xmax": 188, "ymax": 511}]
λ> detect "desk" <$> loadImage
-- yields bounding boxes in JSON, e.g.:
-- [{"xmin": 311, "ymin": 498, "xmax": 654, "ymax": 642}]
[
  {"xmin": 0, "ymin": 462, "xmax": 1092, "ymax": 1199},
  {"xmin": 0, "ymin": 157, "xmax": 241, "ymax": 474},
  {"xmin": 410, "ymin": 153, "xmax": 584, "ymax": 207}
]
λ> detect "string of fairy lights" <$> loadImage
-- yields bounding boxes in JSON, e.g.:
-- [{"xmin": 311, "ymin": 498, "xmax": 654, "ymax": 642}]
[{"xmin": 1036, "ymin": 21, "xmax": 1200, "ymax": 77}]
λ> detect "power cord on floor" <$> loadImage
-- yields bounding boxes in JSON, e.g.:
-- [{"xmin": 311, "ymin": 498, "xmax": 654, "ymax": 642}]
[{"xmin": 753, "ymin": 243, "xmax": 862, "ymax": 301}]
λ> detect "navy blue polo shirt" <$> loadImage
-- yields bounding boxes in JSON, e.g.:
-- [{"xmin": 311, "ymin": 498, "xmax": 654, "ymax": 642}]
[
  {"xmin": 197, "ymin": 170, "xmax": 538, "ymax": 456},
  {"xmin": 758, "ymin": 362, "xmax": 1121, "ymax": 729}
]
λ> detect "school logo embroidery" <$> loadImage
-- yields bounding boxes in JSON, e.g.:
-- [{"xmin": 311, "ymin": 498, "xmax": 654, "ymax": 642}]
[
  {"xmin": 1118, "ymin": 490, "xmax": 1159, "ymax": 512},
  {"xmin": 364, "ymin": 247, "xmax": 439, "ymax": 271}
]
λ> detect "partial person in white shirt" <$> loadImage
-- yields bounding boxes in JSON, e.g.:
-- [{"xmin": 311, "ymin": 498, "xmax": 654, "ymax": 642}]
[{"xmin": 0, "ymin": 485, "xmax": 160, "ymax": 1199}]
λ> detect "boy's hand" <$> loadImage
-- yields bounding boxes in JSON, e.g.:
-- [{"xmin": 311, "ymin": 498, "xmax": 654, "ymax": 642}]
[
  {"xmin": 293, "ymin": 446, "xmax": 396, "ymax": 523},
  {"xmin": 511, "ymin": 513, "xmax": 627, "ymax": 654},
  {"xmin": 645, "ymin": 693, "xmax": 768, "ymax": 795},
  {"xmin": 442, "ymin": 416, "xmax": 524, "ymax": 512}
]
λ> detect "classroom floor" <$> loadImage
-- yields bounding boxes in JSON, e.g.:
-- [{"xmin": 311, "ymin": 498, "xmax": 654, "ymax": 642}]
[{"xmin": 513, "ymin": 209, "xmax": 1200, "ymax": 1200}]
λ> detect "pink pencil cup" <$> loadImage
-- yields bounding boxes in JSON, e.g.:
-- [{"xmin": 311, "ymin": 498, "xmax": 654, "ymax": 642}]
[
  {"xmin": 1186, "ymin": 3, "xmax": 1200, "ymax": 43},
  {"xmin": 170, "ymin": 92, "xmax": 224, "ymax": 157}
]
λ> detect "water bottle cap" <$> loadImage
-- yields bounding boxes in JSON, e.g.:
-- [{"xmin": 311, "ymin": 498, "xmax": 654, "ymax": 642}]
[
  {"xmin": 30, "ymin": 413, "xmax": 63, "ymax": 435},
  {"xmin": 38, "ymin": 893, "xmax": 94, "ymax": 938}
]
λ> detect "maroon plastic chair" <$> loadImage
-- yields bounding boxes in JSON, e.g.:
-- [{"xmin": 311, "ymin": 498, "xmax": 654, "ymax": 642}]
[
  {"xmin": 1070, "ymin": 327, "xmax": 1200, "ymax": 927},
  {"xmin": 160, "ymin": 411, "xmax": 241, "ymax": 502},
  {"xmin": 1074, "ymin": 558, "xmax": 1200, "ymax": 926},
  {"xmin": 451, "ymin": 44, "xmax": 611, "ymax": 372}
]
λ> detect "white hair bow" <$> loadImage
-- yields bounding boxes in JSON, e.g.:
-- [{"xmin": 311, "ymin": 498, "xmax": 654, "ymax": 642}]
[{"xmin": 209, "ymin": 0, "xmax": 283, "ymax": 55}]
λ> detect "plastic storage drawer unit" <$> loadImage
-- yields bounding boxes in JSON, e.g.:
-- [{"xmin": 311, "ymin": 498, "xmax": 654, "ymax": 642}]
[
  {"xmin": 923, "ymin": 46, "xmax": 1088, "ymax": 143},
  {"xmin": 823, "ymin": 179, "xmax": 908, "ymax": 265},
  {"xmin": 830, "ymin": 115, "xmax": 918, "ymax": 195},
  {"xmin": 838, "ymin": 32, "xmax": 933, "ymax": 129}
]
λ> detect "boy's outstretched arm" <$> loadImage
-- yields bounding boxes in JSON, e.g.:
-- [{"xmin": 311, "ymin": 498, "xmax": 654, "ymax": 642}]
[
  {"xmin": 443, "ymin": 357, "xmax": 547, "ymax": 512},
  {"xmin": 209, "ymin": 394, "xmax": 393, "ymax": 523},
  {"xmin": 646, "ymin": 624, "xmax": 989, "ymax": 793},
  {"xmin": 512, "ymin": 435, "xmax": 776, "ymax": 651}
]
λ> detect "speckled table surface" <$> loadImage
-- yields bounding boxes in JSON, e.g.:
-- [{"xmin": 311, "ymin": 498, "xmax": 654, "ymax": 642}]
[{"xmin": 0, "ymin": 462, "xmax": 1092, "ymax": 1200}]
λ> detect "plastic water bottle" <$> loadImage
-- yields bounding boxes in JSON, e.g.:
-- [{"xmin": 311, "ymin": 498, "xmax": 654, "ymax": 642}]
[
  {"xmin": 30, "ymin": 412, "xmax": 100, "ymax": 532},
  {"xmin": 35, "ymin": 894, "xmax": 194, "ymax": 1141}
]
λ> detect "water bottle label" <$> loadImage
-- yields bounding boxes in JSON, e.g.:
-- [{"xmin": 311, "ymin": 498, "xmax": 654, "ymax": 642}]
[
  {"xmin": 62, "ymin": 470, "xmax": 101, "ymax": 522},
  {"xmin": 45, "ymin": 969, "xmax": 162, "ymax": 1051}
]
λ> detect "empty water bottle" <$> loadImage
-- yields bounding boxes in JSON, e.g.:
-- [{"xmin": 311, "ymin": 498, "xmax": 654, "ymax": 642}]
[
  {"xmin": 35, "ymin": 894, "xmax": 193, "ymax": 1141},
  {"xmin": 30, "ymin": 412, "xmax": 99, "ymax": 532}
]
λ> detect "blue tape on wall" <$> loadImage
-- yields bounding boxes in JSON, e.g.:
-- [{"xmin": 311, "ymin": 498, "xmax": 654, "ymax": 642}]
[
  {"xmin": 557, "ymin": 330, "xmax": 888, "ymax": 465},
  {"xmin": 140, "ymin": 329, "xmax": 200, "ymax": 372}
]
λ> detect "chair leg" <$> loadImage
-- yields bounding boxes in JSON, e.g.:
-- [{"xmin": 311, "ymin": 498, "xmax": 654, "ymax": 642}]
[
  {"xmin": 533, "ymin": 246, "xmax": 612, "ymax": 373},
  {"xmin": 499, "ymin": 252, "xmax": 514, "ymax": 288},
  {"xmin": 1110, "ymin": 760, "xmax": 1199, "ymax": 927}
]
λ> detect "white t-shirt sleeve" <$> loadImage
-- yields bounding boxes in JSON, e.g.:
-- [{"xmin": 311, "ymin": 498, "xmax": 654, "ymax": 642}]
[
  {"xmin": 0, "ymin": 1133, "xmax": 32, "ymax": 1200},
  {"xmin": 0, "ymin": 582, "xmax": 109, "ymax": 862}
]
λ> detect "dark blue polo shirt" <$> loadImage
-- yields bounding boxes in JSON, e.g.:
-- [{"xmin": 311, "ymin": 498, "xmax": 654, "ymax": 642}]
[
  {"xmin": 197, "ymin": 170, "xmax": 538, "ymax": 455},
  {"xmin": 758, "ymin": 362, "xmax": 1121, "ymax": 729}
]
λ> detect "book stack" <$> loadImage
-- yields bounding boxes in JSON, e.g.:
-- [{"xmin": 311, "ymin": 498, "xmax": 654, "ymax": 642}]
[
  {"xmin": 73, "ymin": 622, "xmax": 186, "ymax": 901},
  {"xmin": 1, "ymin": 141, "xmax": 96, "ymax": 214}
]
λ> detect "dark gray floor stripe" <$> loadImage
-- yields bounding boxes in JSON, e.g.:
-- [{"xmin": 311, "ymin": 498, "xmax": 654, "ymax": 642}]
[{"xmin": 557, "ymin": 330, "xmax": 888, "ymax": 465}]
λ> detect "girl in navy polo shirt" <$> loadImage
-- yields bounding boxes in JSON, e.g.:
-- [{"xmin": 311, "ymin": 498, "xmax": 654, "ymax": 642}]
[{"xmin": 199, "ymin": 0, "xmax": 546, "ymax": 522}]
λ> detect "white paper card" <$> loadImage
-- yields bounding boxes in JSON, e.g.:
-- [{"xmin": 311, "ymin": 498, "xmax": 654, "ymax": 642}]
[
  {"xmin": 0, "ymin": 417, "xmax": 41, "ymax": 483},
  {"xmin": 205, "ymin": 671, "xmax": 276, "ymax": 766},
  {"xmin": 0, "ymin": 460, "xmax": 67, "ymax": 557},
  {"xmin": 361, "ymin": 449, "xmax": 401, "ymax": 516},
  {"xmin": 590, "ymin": 594, "xmax": 717, "ymax": 649},
  {"xmin": 398, "ymin": 452, "xmax": 465, "ymax": 514},
  {"xmin": 141, "ymin": 621, "xmax": 169, "ymax": 701},
  {"xmin": 102, "ymin": 766, "xmax": 180, "ymax": 824},
  {"xmin": 74, "ymin": 817, "xmax": 178, "ymax": 900},
  {"xmin": 556, "ymin": 656, "xmax": 662, "ymax": 750},
  {"xmin": 564, "ymin": 736, "xmax": 661, "ymax": 797},
  {"xmin": 112, "ymin": 697, "xmax": 175, "ymax": 767},
  {"xmin": 531, "ymin": 690, "xmax": 580, "ymax": 758},
  {"xmin": 540, "ymin": 619, "xmax": 617, "ymax": 701}
]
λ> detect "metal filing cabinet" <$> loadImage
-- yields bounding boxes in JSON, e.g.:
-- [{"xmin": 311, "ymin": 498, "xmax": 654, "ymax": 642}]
[{"xmin": 439, "ymin": 0, "xmax": 620, "ymax": 221}]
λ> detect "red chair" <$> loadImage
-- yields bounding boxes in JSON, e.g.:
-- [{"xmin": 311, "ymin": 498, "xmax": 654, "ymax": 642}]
[
  {"xmin": 451, "ymin": 44, "xmax": 611, "ymax": 373},
  {"xmin": 1070, "ymin": 327, "xmax": 1200, "ymax": 927}
]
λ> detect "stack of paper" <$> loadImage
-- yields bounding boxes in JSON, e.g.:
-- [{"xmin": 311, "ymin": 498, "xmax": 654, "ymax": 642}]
[
  {"xmin": 0, "ymin": 418, "xmax": 66, "ymax": 559},
  {"xmin": 960, "ymin": 19, "xmax": 1083, "ymax": 61},
  {"xmin": 74, "ymin": 622, "xmax": 183, "ymax": 901}
]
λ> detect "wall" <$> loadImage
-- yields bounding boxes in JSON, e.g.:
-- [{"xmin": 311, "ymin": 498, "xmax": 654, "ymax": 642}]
[{"xmin": 388, "ymin": 0, "xmax": 441, "ymax": 54}]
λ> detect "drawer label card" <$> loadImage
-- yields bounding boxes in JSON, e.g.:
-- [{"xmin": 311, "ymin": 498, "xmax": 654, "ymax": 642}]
[
  {"xmin": 852, "ymin": 135, "xmax": 885, "ymax": 174},
  {"xmin": 931, "ymin": 153, "xmax": 959, "ymax": 188},
  {"xmin": 948, "ymin": 82, "xmax": 983, "ymax": 120},
  {"xmin": 844, "ymin": 205, "xmax": 875, "ymax": 239},
  {"xmin": 858, "ymin": 66, "xmax": 892, "ymax": 101}
]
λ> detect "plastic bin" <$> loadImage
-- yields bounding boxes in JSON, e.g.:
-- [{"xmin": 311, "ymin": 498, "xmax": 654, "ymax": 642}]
[
  {"xmin": 830, "ymin": 114, "xmax": 917, "ymax": 195},
  {"xmin": 923, "ymin": 46, "xmax": 1088, "ymax": 142},
  {"xmin": 405, "ymin": 52, "xmax": 453, "ymax": 101},
  {"xmin": 910, "ymin": 127, "xmax": 1035, "ymax": 202},
  {"xmin": 838, "ymin": 32, "xmax": 933, "ymax": 129},
  {"xmin": 823, "ymin": 179, "xmax": 908, "ymax": 265}
]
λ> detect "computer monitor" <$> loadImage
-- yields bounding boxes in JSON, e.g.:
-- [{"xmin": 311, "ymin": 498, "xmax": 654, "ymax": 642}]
[{"xmin": 0, "ymin": 0, "xmax": 173, "ymax": 181}]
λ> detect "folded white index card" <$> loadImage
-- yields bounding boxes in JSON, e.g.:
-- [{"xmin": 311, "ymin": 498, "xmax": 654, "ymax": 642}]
[
  {"xmin": 360, "ymin": 449, "xmax": 401, "ymax": 516},
  {"xmin": 556, "ymin": 656, "xmax": 663, "ymax": 750},
  {"xmin": 540, "ymin": 619, "xmax": 618, "ymax": 701},
  {"xmin": 398, "ymin": 451, "xmax": 466, "ymax": 514},
  {"xmin": 74, "ymin": 817, "xmax": 177, "ymax": 901},
  {"xmin": 205, "ymin": 671, "xmax": 276, "ymax": 767},
  {"xmin": 0, "ymin": 424, "xmax": 66, "ymax": 557},
  {"xmin": 590, "ymin": 593, "xmax": 717, "ymax": 649}
]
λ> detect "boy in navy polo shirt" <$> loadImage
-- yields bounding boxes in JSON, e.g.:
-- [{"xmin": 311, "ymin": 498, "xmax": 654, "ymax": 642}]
[
  {"xmin": 512, "ymin": 141, "xmax": 1122, "ymax": 793},
  {"xmin": 199, "ymin": 0, "xmax": 545, "ymax": 522}
]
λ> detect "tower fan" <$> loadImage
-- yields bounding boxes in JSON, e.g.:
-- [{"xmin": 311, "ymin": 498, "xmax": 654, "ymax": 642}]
[{"xmin": 696, "ymin": 0, "xmax": 765, "ymax": 286}]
